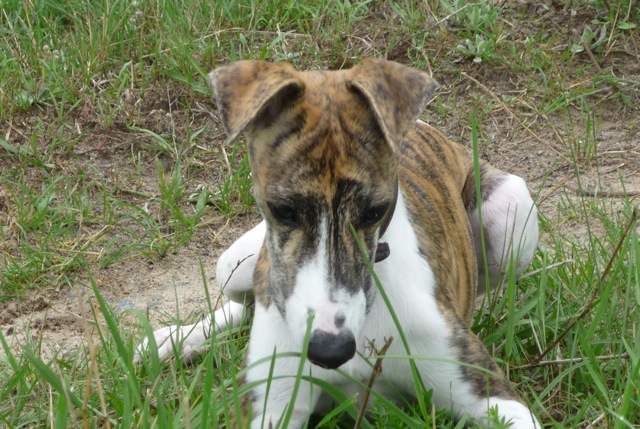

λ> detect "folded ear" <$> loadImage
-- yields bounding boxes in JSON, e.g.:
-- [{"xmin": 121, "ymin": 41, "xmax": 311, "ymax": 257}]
[
  {"xmin": 207, "ymin": 61, "xmax": 304, "ymax": 145},
  {"xmin": 347, "ymin": 58, "xmax": 439, "ymax": 153}
]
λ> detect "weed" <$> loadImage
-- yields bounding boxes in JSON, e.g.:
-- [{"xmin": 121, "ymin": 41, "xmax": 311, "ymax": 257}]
[{"xmin": 455, "ymin": 34, "xmax": 498, "ymax": 64}]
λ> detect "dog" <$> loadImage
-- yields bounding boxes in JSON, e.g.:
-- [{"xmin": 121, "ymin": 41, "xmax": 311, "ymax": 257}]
[{"xmin": 136, "ymin": 58, "xmax": 541, "ymax": 428}]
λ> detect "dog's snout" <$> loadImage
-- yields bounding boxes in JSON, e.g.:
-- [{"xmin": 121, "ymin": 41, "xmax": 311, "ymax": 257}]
[{"xmin": 307, "ymin": 330, "xmax": 356, "ymax": 369}]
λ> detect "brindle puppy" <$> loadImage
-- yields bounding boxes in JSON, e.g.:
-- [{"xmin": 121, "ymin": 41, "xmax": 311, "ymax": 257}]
[{"xmin": 138, "ymin": 59, "xmax": 541, "ymax": 429}]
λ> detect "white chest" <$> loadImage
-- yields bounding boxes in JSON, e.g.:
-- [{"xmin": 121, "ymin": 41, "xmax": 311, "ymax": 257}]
[{"xmin": 341, "ymin": 192, "xmax": 454, "ymax": 385}]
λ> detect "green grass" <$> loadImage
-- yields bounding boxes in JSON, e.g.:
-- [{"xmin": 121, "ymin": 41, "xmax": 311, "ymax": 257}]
[{"xmin": 1, "ymin": 0, "xmax": 639, "ymax": 427}]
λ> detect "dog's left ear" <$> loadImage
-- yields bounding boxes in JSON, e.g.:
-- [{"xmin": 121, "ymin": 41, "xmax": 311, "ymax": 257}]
[
  {"xmin": 207, "ymin": 61, "xmax": 304, "ymax": 145},
  {"xmin": 347, "ymin": 58, "xmax": 438, "ymax": 153}
]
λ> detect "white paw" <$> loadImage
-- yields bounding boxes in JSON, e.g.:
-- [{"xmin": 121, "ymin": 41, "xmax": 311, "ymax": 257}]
[
  {"xmin": 485, "ymin": 398, "xmax": 542, "ymax": 429},
  {"xmin": 134, "ymin": 323, "xmax": 208, "ymax": 364},
  {"xmin": 133, "ymin": 303, "xmax": 250, "ymax": 365}
]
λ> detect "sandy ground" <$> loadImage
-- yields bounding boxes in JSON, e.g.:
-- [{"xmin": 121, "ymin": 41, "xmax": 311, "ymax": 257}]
[{"xmin": 1, "ymin": 215, "xmax": 261, "ymax": 361}]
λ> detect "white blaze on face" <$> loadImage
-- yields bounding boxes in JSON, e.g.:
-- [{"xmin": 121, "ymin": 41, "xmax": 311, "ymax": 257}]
[{"xmin": 283, "ymin": 216, "xmax": 367, "ymax": 343}]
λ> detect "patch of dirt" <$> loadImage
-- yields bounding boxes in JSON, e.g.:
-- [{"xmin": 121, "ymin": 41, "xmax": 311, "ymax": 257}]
[
  {"xmin": 1, "ymin": 214, "xmax": 260, "ymax": 360},
  {"xmin": 0, "ymin": 296, "xmax": 49, "ymax": 326},
  {"xmin": 429, "ymin": 52, "xmax": 640, "ymax": 248}
]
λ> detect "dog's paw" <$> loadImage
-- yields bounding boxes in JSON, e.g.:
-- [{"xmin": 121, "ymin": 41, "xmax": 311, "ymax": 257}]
[
  {"xmin": 133, "ymin": 324, "xmax": 208, "ymax": 365},
  {"xmin": 485, "ymin": 399, "xmax": 542, "ymax": 429}
]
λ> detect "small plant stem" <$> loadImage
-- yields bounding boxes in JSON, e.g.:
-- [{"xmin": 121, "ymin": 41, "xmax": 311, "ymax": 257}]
[
  {"xmin": 354, "ymin": 336, "xmax": 394, "ymax": 429},
  {"xmin": 517, "ymin": 352, "xmax": 629, "ymax": 369},
  {"xmin": 517, "ymin": 259, "xmax": 574, "ymax": 281},
  {"xmin": 580, "ymin": 35, "xmax": 621, "ymax": 93}
]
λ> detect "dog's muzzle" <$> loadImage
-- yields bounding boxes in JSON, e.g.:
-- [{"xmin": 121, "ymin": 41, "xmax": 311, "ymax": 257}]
[{"xmin": 307, "ymin": 330, "xmax": 356, "ymax": 369}]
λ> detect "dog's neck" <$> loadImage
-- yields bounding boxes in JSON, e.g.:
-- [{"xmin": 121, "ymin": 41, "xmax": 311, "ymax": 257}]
[{"xmin": 374, "ymin": 181, "xmax": 398, "ymax": 263}]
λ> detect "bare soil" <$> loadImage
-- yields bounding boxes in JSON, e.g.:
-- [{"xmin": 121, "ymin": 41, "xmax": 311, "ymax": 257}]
[{"xmin": 1, "ymin": 218, "xmax": 260, "ymax": 359}]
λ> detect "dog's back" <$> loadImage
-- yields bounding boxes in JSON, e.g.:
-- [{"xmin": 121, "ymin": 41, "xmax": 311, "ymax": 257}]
[{"xmin": 400, "ymin": 124, "xmax": 477, "ymax": 321}]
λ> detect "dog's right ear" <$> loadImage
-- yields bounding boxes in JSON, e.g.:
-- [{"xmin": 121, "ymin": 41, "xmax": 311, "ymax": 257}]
[
  {"xmin": 207, "ymin": 61, "xmax": 304, "ymax": 145},
  {"xmin": 347, "ymin": 58, "xmax": 438, "ymax": 154}
]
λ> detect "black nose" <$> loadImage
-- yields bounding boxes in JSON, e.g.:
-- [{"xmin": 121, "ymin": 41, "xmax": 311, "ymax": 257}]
[{"xmin": 307, "ymin": 330, "xmax": 356, "ymax": 369}]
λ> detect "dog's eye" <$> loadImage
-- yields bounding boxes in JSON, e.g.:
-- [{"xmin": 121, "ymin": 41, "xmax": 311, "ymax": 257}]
[
  {"xmin": 360, "ymin": 205, "xmax": 388, "ymax": 228},
  {"xmin": 269, "ymin": 203, "xmax": 299, "ymax": 227}
]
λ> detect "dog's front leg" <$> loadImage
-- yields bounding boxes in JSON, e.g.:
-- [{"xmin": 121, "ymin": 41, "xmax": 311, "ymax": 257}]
[
  {"xmin": 134, "ymin": 300, "xmax": 249, "ymax": 363},
  {"xmin": 244, "ymin": 303, "xmax": 323, "ymax": 429},
  {"xmin": 442, "ymin": 317, "xmax": 542, "ymax": 429},
  {"xmin": 134, "ymin": 222, "xmax": 264, "ymax": 363}
]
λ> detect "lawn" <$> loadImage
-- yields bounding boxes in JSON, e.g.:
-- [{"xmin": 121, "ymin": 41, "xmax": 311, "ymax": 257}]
[{"xmin": 1, "ymin": 0, "xmax": 639, "ymax": 427}]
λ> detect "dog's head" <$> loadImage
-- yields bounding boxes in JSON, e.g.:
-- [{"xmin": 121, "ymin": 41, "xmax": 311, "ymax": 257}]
[{"xmin": 209, "ymin": 59, "xmax": 437, "ymax": 369}]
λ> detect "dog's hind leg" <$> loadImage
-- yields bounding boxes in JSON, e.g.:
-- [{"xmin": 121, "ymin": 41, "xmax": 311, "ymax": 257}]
[
  {"xmin": 134, "ymin": 222, "xmax": 264, "ymax": 363},
  {"xmin": 462, "ymin": 163, "xmax": 539, "ymax": 296}
]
